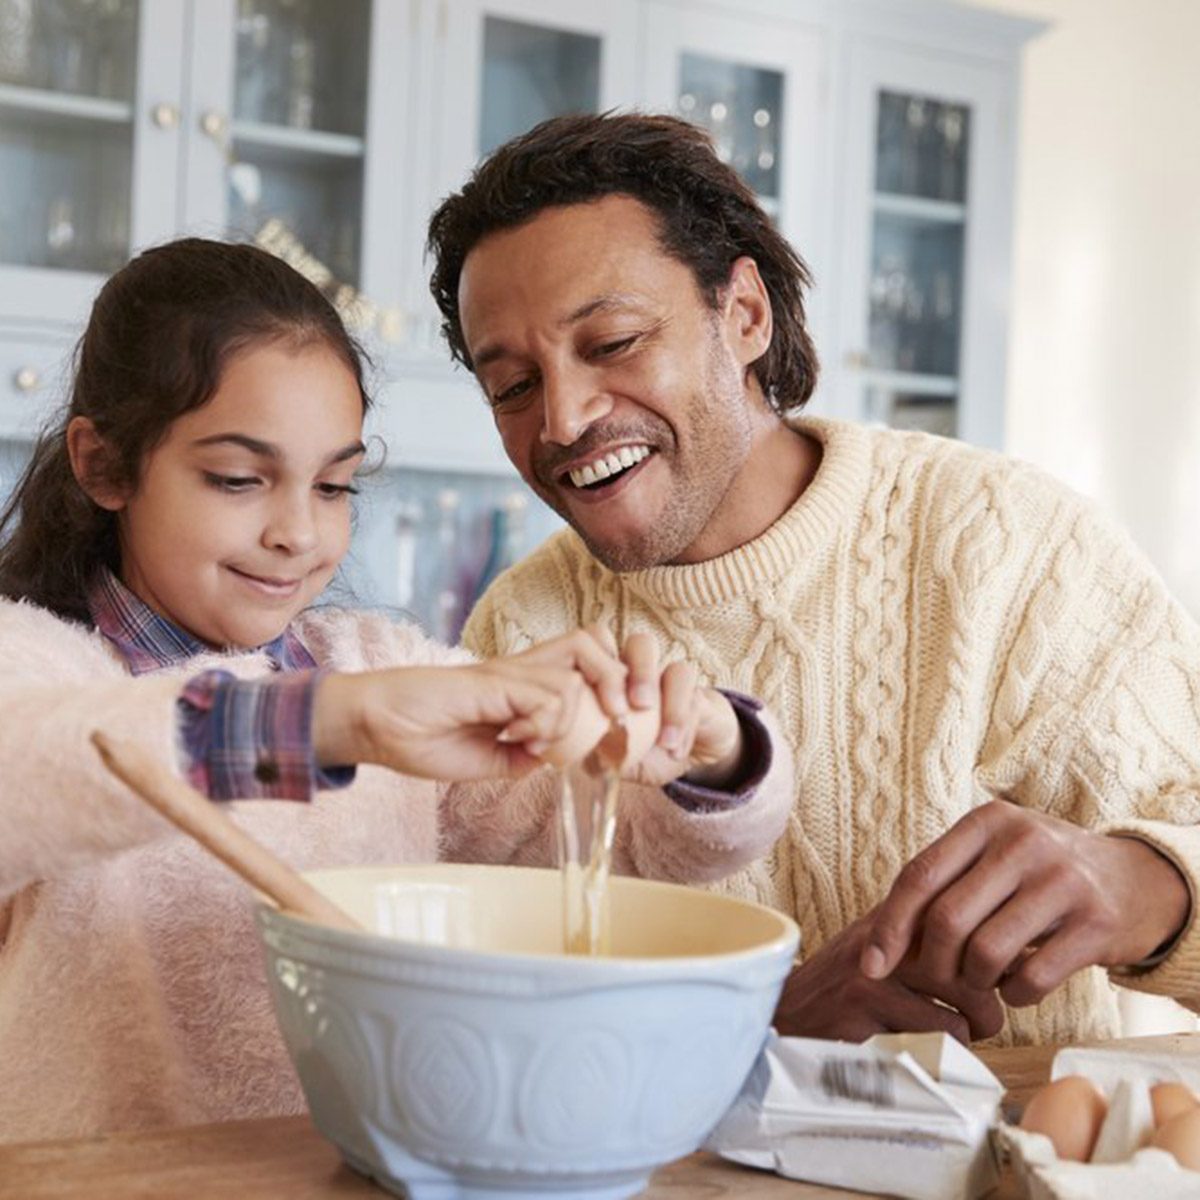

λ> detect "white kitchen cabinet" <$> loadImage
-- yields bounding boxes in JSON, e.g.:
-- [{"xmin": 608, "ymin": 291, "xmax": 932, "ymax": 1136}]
[
  {"xmin": 0, "ymin": 0, "xmax": 408, "ymax": 407},
  {"xmin": 0, "ymin": 0, "xmax": 1042, "ymax": 479}
]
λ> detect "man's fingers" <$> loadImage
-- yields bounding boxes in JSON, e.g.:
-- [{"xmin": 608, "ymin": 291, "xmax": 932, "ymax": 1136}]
[
  {"xmin": 861, "ymin": 811, "xmax": 993, "ymax": 979},
  {"xmin": 871, "ymin": 985, "xmax": 973, "ymax": 1045},
  {"xmin": 917, "ymin": 859, "xmax": 1019, "ymax": 986},
  {"xmin": 657, "ymin": 659, "xmax": 698, "ymax": 754},
  {"xmin": 620, "ymin": 632, "xmax": 660, "ymax": 710},
  {"xmin": 999, "ymin": 921, "xmax": 1095, "ymax": 1008},
  {"xmin": 960, "ymin": 884, "xmax": 1066, "ymax": 990}
]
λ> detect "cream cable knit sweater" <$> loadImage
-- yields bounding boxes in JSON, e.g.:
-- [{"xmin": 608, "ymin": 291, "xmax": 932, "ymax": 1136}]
[
  {"xmin": 463, "ymin": 417, "xmax": 1200, "ymax": 1048},
  {"xmin": 0, "ymin": 602, "xmax": 792, "ymax": 1143}
]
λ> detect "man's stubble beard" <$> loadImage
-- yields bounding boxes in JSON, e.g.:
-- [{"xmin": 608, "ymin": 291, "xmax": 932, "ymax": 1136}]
[{"xmin": 566, "ymin": 345, "xmax": 753, "ymax": 574}]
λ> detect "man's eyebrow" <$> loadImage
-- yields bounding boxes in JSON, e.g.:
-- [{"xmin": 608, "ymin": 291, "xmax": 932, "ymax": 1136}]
[
  {"xmin": 191, "ymin": 433, "xmax": 367, "ymax": 466},
  {"xmin": 472, "ymin": 293, "xmax": 646, "ymax": 370},
  {"xmin": 561, "ymin": 293, "xmax": 645, "ymax": 325}
]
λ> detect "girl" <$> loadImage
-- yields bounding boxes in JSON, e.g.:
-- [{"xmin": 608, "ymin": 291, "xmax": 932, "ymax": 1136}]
[{"xmin": 0, "ymin": 239, "xmax": 792, "ymax": 1143}]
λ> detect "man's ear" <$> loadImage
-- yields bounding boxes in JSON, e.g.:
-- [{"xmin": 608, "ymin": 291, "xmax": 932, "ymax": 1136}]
[
  {"xmin": 66, "ymin": 416, "xmax": 128, "ymax": 512},
  {"xmin": 721, "ymin": 256, "xmax": 773, "ymax": 368}
]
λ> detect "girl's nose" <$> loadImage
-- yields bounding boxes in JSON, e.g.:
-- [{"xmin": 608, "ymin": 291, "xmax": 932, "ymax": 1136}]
[{"xmin": 262, "ymin": 494, "xmax": 320, "ymax": 555}]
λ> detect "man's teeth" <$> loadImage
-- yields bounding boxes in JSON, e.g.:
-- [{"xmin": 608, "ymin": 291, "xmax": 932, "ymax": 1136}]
[{"xmin": 568, "ymin": 445, "xmax": 650, "ymax": 488}]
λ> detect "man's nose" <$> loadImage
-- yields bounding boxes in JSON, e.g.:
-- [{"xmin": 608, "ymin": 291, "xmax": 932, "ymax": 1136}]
[
  {"xmin": 263, "ymin": 491, "xmax": 319, "ymax": 555},
  {"xmin": 539, "ymin": 364, "xmax": 614, "ymax": 446}
]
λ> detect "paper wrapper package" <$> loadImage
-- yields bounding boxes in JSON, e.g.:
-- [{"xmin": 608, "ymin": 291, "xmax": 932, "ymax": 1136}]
[
  {"xmin": 705, "ymin": 1031, "xmax": 1003, "ymax": 1200},
  {"xmin": 999, "ymin": 1045, "xmax": 1200, "ymax": 1200}
]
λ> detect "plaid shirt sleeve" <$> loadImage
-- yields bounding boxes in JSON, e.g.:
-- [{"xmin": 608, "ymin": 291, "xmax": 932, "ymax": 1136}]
[
  {"xmin": 177, "ymin": 668, "xmax": 356, "ymax": 801},
  {"xmin": 662, "ymin": 689, "xmax": 773, "ymax": 814}
]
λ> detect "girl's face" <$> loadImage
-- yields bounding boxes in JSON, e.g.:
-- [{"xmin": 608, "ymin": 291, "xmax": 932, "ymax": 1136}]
[{"xmin": 114, "ymin": 339, "xmax": 365, "ymax": 649}]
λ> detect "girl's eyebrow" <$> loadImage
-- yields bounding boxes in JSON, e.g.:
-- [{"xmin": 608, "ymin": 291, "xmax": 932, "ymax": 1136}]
[{"xmin": 191, "ymin": 433, "xmax": 367, "ymax": 466}]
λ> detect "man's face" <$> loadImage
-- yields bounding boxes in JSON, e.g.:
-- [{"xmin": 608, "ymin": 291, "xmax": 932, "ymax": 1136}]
[{"xmin": 457, "ymin": 195, "xmax": 766, "ymax": 571}]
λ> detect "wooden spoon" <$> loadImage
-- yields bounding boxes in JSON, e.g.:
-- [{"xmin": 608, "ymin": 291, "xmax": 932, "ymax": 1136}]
[{"xmin": 91, "ymin": 731, "xmax": 364, "ymax": 933}]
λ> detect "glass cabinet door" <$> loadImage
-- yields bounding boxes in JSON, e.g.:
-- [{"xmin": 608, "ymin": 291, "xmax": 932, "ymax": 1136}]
[
  {"xmin": 836, "ymin": 46, "xmax": 1010, "ymax": 448},
  {"xmin": 221, "ymin": 0, "xmax": 373, "ymax": 288},
  {"xmin": 640, "ymin": 4, "xmax": 826, "ymax": 303},
  {"xmin": 405, "ymin": 0, "xmax": 637, "ymax": 358},
  {"xmin": 0, "ymin": 0, "xmax": 139, "ymax": 277},
  {"xmin": 0, "ymin": 0, "xmax": 183, "ymax": 324}
]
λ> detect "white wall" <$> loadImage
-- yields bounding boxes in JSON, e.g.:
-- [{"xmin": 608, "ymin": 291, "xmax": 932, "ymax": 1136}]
[
  {"xmin": 965, "ymin": 0, "xmax": 1200, "ymax": 618},
  {"xmin": 961, "ymin": 0, "xmax": 1200, "ymax": 1035}
]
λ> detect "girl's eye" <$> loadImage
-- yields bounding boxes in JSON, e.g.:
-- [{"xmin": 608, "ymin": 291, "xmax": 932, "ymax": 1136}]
[
  {"xmin": 203, "ymin": 472, "xmax": 260, "ymax": 493},
  {"xmin": 316, "ymin": 481, "xmax": 359, "ymax": 500}
]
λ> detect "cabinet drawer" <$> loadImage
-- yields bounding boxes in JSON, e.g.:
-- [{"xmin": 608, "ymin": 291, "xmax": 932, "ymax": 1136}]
[{"xmin": 0, "ymin": 334, "xmax": 75, "ymax": 441}]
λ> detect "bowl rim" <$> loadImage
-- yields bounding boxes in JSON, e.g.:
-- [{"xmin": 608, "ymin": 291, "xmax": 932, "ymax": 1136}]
[{"xmin": 256, "ymin": 863, "xmax": 801, "ymax": 977}]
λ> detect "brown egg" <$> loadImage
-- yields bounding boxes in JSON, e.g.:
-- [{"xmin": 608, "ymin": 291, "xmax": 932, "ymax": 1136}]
[
  {"xmin": 535, "ymin": 687, "xmax": 661, "ymax": 771},
  {"xmin": 1019, "ymin": 1075, "xmax": 1109, "ymax": 1162},
  {"xmin": 1152, "ymin": 1107, "xmax": 1200, "ymax": 1171},
  {"xmin": 1151, "ymin": 1081, "xmax": 1200, "ymax": 1128}
]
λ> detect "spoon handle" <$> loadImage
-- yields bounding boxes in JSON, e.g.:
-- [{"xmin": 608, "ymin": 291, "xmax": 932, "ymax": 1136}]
[{"xmin": 91, "ymin": 730, "xmax": 364, "ymax": 934}]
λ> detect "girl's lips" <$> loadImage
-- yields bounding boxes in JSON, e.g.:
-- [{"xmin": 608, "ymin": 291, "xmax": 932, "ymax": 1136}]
[{"xmin": 227, "ymin": 567, "xmax": 303, "ymax": 597}]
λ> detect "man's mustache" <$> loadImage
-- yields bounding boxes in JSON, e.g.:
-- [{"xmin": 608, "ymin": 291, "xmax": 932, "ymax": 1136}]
[{"xmin": 533, "ymin": 420, "xmax": 671, "ymax": 487}]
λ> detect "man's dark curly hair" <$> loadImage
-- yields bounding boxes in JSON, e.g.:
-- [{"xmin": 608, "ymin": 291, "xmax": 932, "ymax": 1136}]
[{"xmin": 426, "ymin": 112, "xmax": 819, "ymax": 414}]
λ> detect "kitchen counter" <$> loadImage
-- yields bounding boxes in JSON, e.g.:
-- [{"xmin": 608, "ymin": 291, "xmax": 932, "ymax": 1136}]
[{"xmin": 2, "ymin": 1033, "xmax": 1196, "ymax": 1199}]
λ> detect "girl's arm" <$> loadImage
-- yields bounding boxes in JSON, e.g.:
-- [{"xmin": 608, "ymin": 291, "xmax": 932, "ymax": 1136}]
[{"xmin": 0, "ymin": 664, "xmax": 192, "ymax": 901}]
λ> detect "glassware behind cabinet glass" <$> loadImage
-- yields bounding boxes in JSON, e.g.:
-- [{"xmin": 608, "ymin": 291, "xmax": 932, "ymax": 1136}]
[
  {"xmin": 479, "ymin": 17, "xmax": 600, "ymax": 157},
  {"xmin": 0, "ymin": 0, "xmax": 137, "ymax": 99},
  {"xmin": 677, "ymin": 53, "xmax": 783, "ymax": 206},
  {"xmin": 874, "ymin": 89, "xmax": 970, "ymax": 203},
  {"xmin": 867, "ymin": 216, "xmax": 963, "ymax": 376},
  {"xmin": 234, "ymin": 0, "xmax": 369, "ymax": 134}
]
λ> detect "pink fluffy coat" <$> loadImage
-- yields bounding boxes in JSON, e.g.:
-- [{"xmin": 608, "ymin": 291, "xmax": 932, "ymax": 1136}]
[{"xmin": 0, "ymin": 599, "xmax": 792, "ymax": 1142}]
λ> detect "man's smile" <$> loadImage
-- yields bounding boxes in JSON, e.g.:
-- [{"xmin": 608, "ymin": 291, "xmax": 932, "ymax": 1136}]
[{"xmin": 560, "ymin": 443, "xmax": 654, "ymax": 490}]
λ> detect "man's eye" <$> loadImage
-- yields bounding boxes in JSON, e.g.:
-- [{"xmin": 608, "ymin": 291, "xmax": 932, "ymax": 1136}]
[
  {"xmin": 203, "ymin": 472, "xmax": 260, "ymax": 493},
  {"xmin": 592, "ymin": 335, "xmax": 638, "ymax": 358},
  {"xmin": 492, "ymin": 377, "xmax": 535, "ymax": 408}
]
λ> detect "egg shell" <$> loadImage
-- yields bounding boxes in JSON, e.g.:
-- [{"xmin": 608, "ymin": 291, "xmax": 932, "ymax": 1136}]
[
  {"xmin": 1152, "ymin": 1107, "xmax": 1200, "ymax": 1171},
  {"xmin": 1151, "ymin": 1081, "xmax": 1200, "ymax": 1129},
  {"xmin": 536, "ymin": 686, "xmax": 661, "ymax": 770},
  {"xmin": 1019, "ymin": 1074, "xmax": 1109, "ymax": 1162}
]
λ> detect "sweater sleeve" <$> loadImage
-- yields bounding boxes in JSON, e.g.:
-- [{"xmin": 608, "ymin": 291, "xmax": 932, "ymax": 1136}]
[
  {"xmin": 0, "ymin": 659, "xmax": 187, "ymax": 902},
  {"xmin": 975, "ymin": 489, "xmax": 1200, "ymax": 1011}
]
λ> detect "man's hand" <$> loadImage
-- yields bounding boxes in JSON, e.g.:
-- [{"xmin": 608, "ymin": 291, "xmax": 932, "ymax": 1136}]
[
  {"xmin": 859, "ymin": 800, "xmax": 1191, "ymax": 1008},
  {"xmin": 774, "ymin": 912, "xmax": 1005, "ymax": 1043}
]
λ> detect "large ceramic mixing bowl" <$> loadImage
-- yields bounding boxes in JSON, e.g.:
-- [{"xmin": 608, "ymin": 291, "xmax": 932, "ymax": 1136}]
[{"xmin": 256, "ymin": 864, "xmax": 799, "ymax": 1200}]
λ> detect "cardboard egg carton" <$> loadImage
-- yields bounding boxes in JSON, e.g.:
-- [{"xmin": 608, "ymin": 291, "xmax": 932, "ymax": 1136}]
[{"xmin": 998, "ymin": 1046, "xmax": 1200, "ymax": 1199}]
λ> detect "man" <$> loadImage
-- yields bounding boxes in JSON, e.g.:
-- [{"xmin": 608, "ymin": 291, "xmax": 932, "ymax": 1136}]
[{"xmin": 427, "ymin": 112, "xmax": 1200, "ymax": 1046}]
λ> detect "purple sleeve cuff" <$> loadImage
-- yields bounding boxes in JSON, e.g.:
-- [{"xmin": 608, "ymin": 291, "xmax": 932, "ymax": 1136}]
[
  {"xmin": 177, "ymin": 668, "xmax": 356, "ymax": 801},
  {"xmin": 663, "ymin": 689, "xmax": 773, "ymax": 814}
]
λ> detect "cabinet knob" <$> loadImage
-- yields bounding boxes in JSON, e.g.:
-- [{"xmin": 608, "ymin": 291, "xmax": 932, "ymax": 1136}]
[
  {"xmin": 843, "ymin": 349, "xmax": 869, "ymax": 369},
  {"xmin": 200, "ymin": 110, "xmax": 228, "ymax": 139},
  {"xmin": 150, "ymin": 102, "xmax": 180, "ymax": 130},
  {"xmin": 13, "ymin": 366, "xmax": 40, "ymax": 393}
]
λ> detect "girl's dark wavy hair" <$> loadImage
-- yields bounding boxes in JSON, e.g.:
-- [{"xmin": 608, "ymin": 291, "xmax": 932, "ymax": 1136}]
[
  {"xmin": 0, "ymin": 237, "xmax": 371, "ymax": 623},
  {"xmin": 427, "ymin": 111, "xmax": 818, "ymax": 413}
]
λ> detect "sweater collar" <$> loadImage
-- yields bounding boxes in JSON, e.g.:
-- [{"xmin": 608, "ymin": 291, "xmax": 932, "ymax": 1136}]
[
  {"xmin": 86, "ymin": 568, "xmax": 315, "ymax": 676},
  {"xmin": 607, "ymin": 416, "xmax": 874, "ymax": 609}
]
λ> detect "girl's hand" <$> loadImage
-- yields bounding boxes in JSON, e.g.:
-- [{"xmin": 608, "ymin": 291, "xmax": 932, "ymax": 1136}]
[
  {"xmin": 314, "ymin": 657, "xmax": 611, "ymax": 781},
  {"xmin": 313, "ymin": 626, "xmax": 635, "ymax": 780}
]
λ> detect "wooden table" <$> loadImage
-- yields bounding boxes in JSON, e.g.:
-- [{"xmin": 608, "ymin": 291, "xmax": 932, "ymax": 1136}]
[{"xmin": 2, "ymin": 1034, "xmax": 1195, "ymax": 1199}]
